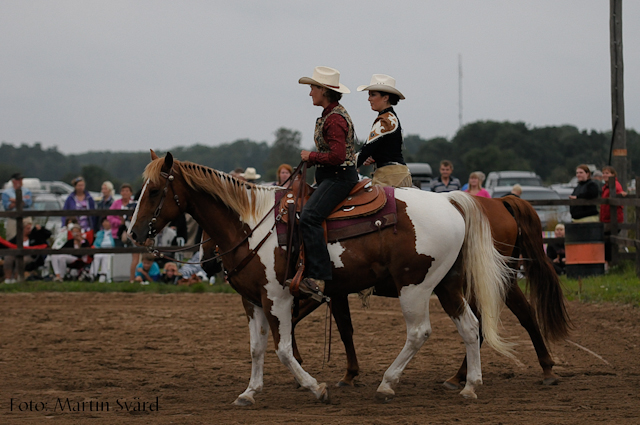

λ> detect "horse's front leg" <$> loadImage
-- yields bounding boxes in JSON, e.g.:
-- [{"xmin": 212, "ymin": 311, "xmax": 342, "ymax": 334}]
[
  {"xmin": 233, "ymin": 297, "xmax": 269, "ymax": 406},
  {"xmin": 265, "ymin": 289, "xmax": 329, "ymax": 403}
]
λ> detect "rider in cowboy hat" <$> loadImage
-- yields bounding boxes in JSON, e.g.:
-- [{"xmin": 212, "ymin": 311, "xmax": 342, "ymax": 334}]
[
  {"xmin": 297, "ymin": 66, "xmax": 358, "ymax": 299},
  {"xmin": 356, "ymin": 74, "xmax": 412, "ymax": 188}
]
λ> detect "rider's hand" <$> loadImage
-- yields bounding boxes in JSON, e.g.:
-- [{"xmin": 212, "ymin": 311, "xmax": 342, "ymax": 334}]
[
  {"xmin": 363, "ymin": 156, "xmax": 375, "ymax": 166},
  {"xmin": 300, "ymin": 150, "xmax": 311, "ymax": 162}
]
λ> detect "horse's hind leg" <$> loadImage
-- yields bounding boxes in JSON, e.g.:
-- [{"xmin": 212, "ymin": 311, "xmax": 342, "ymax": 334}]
[
  {"xmin": 376, "ymin": 285, "xmax": 433, "ymax": 402},
  {"xmin": 234, "ymin": 298, "xmax": 269, "ymax": 406},
  {"xmin": 331, "ymin": 294, "xmax": 360, "ymax": 387},
  {"xmin": 505, "ymin": 282, "xmax": 558, "ymax": 385},
  {"xmin": 434, "ymin": 255, "xmax": 482, "ymax": 399}
]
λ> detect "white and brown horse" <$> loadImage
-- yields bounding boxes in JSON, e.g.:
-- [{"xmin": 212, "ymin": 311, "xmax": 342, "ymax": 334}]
[{"xmin": 128, "ymin": 152, "xmax": 514, "ymax": 404}]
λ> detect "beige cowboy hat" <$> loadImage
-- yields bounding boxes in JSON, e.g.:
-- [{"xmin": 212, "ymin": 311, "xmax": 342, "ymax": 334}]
[
  {"xmin": 240, "ymin": 167, "xmax": 261, "ymax": 180},
  {"xmin": 357, "ymin": 74, "xmax": 405, "ymax": 99},
  {"xmin": 299, "ymin": 66, "xmax": 350, "ymax": 94}
]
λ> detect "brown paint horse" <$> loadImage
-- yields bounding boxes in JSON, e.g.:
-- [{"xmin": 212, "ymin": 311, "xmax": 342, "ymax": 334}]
[
  {"xmin": 129, "ymin": 152, "xmax": 514, "ymax": 404},
  {"xmin": 287, "ymin": 195, "xmax": 572, "ymax": 388}
]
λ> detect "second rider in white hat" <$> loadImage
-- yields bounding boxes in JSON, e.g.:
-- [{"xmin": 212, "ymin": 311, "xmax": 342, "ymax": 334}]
[
  {"xmin": 356, "ymin": 74, "xmax": 412, "ymax": 188},
  {"xmin": 296, "ymin": 66, "xmax": 358, "ymax": 300}
]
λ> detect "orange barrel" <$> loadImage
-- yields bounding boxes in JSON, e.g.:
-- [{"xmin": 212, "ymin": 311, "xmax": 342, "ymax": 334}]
[{"xmin": 564, "ymin": 222, "xmax": 605, "ymax": 278}]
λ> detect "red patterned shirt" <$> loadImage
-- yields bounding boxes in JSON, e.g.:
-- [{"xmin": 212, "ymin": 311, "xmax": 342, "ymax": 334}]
[{"xmin": 309, "ymin": 102, "xmax": 349, "ymax": 166}]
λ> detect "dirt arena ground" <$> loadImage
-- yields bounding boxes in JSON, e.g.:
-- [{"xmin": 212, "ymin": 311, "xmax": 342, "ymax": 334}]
[{"xmin": 0, "ymin": 292, "xmax": 639, "ymax": 424}]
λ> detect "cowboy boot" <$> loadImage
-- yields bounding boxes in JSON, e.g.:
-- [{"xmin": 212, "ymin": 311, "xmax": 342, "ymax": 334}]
[{"xmin": 298, "ymin": 277, "xmax": 326, "ymax": 302}]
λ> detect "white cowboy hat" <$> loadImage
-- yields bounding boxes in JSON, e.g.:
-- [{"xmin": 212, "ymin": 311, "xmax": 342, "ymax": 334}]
[
  {"xmin": 299, "ymin": 66, "xmax": 350, "ymax": 94},
  {"xmin": 240, "ymin": 167, "xmax": 261, "ymax": 180},
  {"xmin": 357, "ymin": 74, "xmax": 405, "ymax": 99}
]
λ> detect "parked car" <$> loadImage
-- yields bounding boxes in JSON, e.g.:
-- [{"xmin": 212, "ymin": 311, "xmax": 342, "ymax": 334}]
[
  {"xmin": 407, "ymin": 163, "xmax": 433, "ymax": 190},
  {"xmin": 31, "ymin": 192, "xmax": 65, "ymax": 235},
  {"xmin": 491, "ymin": 185, "xmax": 570, "ymax": 230},
  {"xmin": 485, "ymin": 171, "xmax": 543, "ymax": 192}
]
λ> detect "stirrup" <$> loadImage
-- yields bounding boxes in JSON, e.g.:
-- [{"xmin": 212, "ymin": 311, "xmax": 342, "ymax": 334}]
[{"xmin": 286, "ymin": 278, "xmax": 330, "ymax": 303}]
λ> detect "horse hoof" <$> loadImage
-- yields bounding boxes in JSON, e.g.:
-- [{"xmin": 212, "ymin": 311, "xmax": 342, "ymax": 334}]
[
  {"xmin": 460, "ymin": 388, "xmax": 478, "ymax": 399},
  {"xmin": 375, "ymin": 390, "xmax": 395, "ymax": 403},
  {"xmin": 542, "ymin": 377, "xmax": 559, "ymax": 386},
  {"xmin": 232, "ymin": 395, "xmax": 255, "ymax": 406},
  {"xmin": 336, "ymin": 380, "xmax": 354, "ymax": 387},
  {"xmin": 317, "ymin": 383, "xmax": 330, "ymax": 404},
  {"xmin": 443, "ymin": 380, "xmax": 462, "ymax": 390}
]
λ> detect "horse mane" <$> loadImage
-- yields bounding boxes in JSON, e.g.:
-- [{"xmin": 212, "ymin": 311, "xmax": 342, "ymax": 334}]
[{"xmin": 143, "ymin": 157, "xmax": 278, "ymax": 224}]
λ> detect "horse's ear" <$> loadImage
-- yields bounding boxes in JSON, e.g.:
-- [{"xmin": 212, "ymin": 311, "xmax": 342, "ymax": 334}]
[
  {"xmin": 163, "ymin": 152, "xmax": 174, "ymax": 172},
  {"xmin": 150, "ymin": 149, "xmax": 159, "ymax": 160}
]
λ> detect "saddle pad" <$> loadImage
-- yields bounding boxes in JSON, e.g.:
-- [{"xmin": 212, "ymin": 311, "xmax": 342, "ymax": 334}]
[{"xmin": 275, "ymin": 186, "xmax": 397, "ymax": 244}]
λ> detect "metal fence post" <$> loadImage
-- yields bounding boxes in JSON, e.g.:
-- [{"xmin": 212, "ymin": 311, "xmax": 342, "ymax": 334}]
[{"xmin": 15, "ymin": 189, "xmax": 25, "ymax": 282}]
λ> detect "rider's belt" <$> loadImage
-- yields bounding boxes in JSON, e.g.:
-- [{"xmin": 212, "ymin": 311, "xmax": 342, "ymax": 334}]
[
  {"xmin": 376, "ymin": 161, "xmax": 405, "ymax": 168},
  {"xmin": 317, "ymin": 162, "xmax": 355, "ymax": 168}
]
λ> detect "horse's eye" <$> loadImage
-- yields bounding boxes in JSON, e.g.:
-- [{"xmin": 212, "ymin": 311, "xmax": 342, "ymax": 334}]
[{"xmin": 149, "ymin": 189, "xmax": 160, "ymax": 197}]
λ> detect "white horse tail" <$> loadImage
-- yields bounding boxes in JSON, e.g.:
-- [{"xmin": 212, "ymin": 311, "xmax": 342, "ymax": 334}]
[{"xmin": 446, "ymin": 191, "xmax": 516, "ymax": 358}]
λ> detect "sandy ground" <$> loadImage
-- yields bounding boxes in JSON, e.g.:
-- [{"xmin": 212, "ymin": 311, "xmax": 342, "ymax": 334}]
[{"xmin": 0, "ymin": 292, "xmax": 639, "ymax": 424}]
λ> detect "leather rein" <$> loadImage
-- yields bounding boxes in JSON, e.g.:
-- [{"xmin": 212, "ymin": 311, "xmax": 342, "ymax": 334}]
[{"xmin": 145, "ymin": 164, "xmax": 304, "ymax": 278}]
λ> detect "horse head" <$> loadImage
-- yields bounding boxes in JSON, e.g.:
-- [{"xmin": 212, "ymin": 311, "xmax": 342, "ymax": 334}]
[{"xmin": 128, "ymin": 150, "xmax": 186, "ymax": 245}]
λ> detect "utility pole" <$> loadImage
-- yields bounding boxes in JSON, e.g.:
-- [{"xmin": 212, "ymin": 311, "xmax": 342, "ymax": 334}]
[
  {"xmin": 610, "ymin": 0, "xmax": 626, "ymax": 187},
  {"xmin": 458, "ymin": 54, "xmax": 463, "ymax": 129}
]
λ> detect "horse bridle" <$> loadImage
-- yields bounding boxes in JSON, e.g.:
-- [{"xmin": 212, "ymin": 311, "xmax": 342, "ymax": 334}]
[{"xmin": 147, "ymin": 168, "xmax": 181, "ymax": 239}]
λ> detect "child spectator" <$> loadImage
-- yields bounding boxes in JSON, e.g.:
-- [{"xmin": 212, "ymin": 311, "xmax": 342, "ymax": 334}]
[
  {"xmin": 90, "ymin": 217, "xmax": 116, "ymax": 282},
  {"xmin": 134, "ymin": 253, "xmax": 161, "ymax": 284},
  {"xmin": 161, "ymin": 262, "xmax": 180, "ymax": 285},
  {"xmin": 50, "ymin": 225, "xmax": 92, "ymax": 282}
]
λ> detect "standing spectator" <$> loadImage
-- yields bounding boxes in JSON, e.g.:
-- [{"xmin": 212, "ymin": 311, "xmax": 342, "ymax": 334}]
[
  {"xmin": 465, "ymin": 172, "xmax": 491, "ymax": 198},
  {"xmin": 94, "ymin": 181, "xmax": 115, "ymax": 232},
  {"xmin": 108, "ymin": 183, "xmax": 138, "ymax": 281},
  {"xmin": 430, "ymin": 160, "xmax": 461, "ymax": 193},
  {"xmin": 230, "ymin": 167, "xmax": 246, "ymax": 181},
  {"xmin": 275, "ymin": 163, "xmax": 294, "ymax": 188},
  {"xmin": 90, "ymin": 217, "xmax": 116, "ymax": 282},
  {"xmin": 569, "ymin": 164, "xmax": 599, "ymax": 222},
  {"xmin": 546, "ymin": 224, "xmax": 566, "ymax": 275},
  {"xmin": 3, "ymin": 217, "xmax": 51, "ymax": 283},
  {"xmin": 510, "ymin": 184, "xmax": 523, "ymax": 197},
  {"xmin": 600, "ymin": 165, "xmax": 627, "ymax": 266},
  {"xmin": 50, "ymin": 225, "xmax": 92, "ymax": 282},
  {"xmin": 63, "ymin": 176, "xmax": 96, "ymax": 232},
  {"xmin": 134, "ymin": 253, "xmax": 161, "ymax": 283},
  {"xmin": 108, "ymin": 183, "xmax": 135, "ymax": 242},
  {"xmin": 2, "ymin": 173, "xmax": 33, "ymax": 240},
  {"xmin": 240, "ymin": 167, "xmax": 261, "ymax": 183},
  {"xmin": 592, "ymin": 170, "xmax": 605, "ymax": 191}
]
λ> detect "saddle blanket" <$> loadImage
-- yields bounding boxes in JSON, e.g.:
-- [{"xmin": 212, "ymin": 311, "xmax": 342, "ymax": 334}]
[{"xmin": 275, "ymin": 186, "xmax": 397, "ymax": 245}]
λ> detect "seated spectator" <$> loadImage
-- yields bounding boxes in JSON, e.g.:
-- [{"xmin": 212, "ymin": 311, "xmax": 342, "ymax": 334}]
[
  {"xmin": 90, "ymin": 217, "xmax": 116, "ymax": 282},
  {"xmin": 464, "ymin": 172, "xmax": 490, "ymax": 198},
  {"xmin": 50, "ymin": 225, "xmax": 92, "ymax": 282},
  {"xmin": 2, "ymin": 173, "xmax": 33, "ymax": 241},
  {"xmin": 63, "ymin": 176, "xmax": 96, "ymax": 232},
  {"xmin": 3, "ymin": 217, "xmax": 51, "ymax": 283},
  {"xmin": 546, "ymin": 224, "xmax": 566, "ymax": 275},
  {"xmin": 134, "ymin": 253, "xmax": 161, "ymax": 283},
  {"xmin": 51, "ymin": 217, "xmax": 79, "ymax": 250},
  {"xmin": 161, "ymin": 262, "xmax": 180, "ymax": 285},
  {"xmin": 429, "ymin": 160, "xmax": 461, "ymax": 193}
]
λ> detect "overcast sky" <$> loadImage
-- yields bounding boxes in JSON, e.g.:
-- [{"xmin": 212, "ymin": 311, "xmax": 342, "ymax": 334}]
[{"xmin": 1, "ymin": 1, "xmax": 639, "ymax": 154}]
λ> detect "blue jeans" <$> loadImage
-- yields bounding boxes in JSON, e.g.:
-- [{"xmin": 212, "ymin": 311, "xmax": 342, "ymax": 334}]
[{"xmin": 300, "ymin": 168, "xmax": 357, "ymax": 280}]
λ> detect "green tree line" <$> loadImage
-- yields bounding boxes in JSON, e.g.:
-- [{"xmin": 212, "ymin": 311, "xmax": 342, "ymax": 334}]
[{"xmin": 2, "ymin": 121, "xmax": 639, "ymax": 192}]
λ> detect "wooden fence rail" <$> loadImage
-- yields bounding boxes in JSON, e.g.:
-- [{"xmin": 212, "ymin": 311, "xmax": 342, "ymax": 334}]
[{"xmin": 2, "ymin": 182, "xmax": 640, "ymax": 281}]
